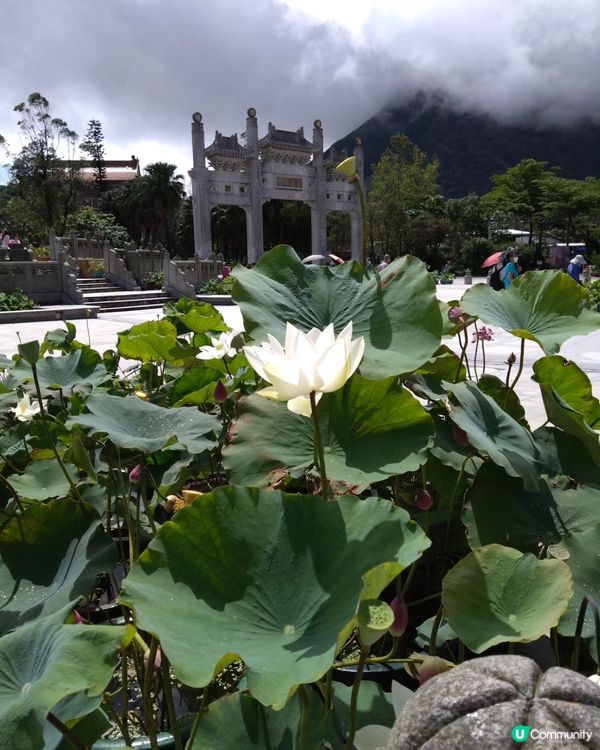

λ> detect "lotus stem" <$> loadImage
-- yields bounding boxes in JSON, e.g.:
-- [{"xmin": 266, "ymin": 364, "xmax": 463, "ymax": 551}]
[
  {"xmin": 120, "ymin": 649, "xmax": 132, "ymax": 746},
  {"xmin": 46, "ymin": 712, "xmax": 86, "ymax": 750},
  {"xmin": 407, "ymin": 591, "xmax": 441, "ymax": 608},
  {"xmin": 185, "ymin": 685, "xmax": 210, "ymax": 750},
  {"xmin": 310, "ymin": 392, "xmax": 329, "ymax": 499},
  {"xmin": 345, "ymin": 645, "xmax": 368, "ymax": 749},
  {"xmin": 571, "ymin": 596, "xmax": 600, "ymax": 672},
  {"xmin": 161, "ymin": 654, "xmax": 183, "ymax": 750},
  {"xmin": 354, "ymin": 178, "xmax": 368, "ymax": 267},
  {"xmin": 299, "ymin": 684, "xmax": 311, "ymax": 750},
  {"xmin": 443, "ymin": 454, "xmax": 470, "ymax": 557},
  {"xmin": 509, "ymin": 338, "xmax": 526, "ymax": 391},
  {"xmin": 30, "ymin": 363, "xmax": 82, "ymax": 502},
  {"xmin": 428, "ymin": 605, "xmax": 444, "ymax": 657},
  {"xmin": 142, "ymin": 637, "xmax": 160, "ymax": 750}
]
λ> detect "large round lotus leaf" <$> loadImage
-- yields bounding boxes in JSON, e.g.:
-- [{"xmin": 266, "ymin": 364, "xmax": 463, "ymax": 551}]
[
  {"xmin": 163, "ymin": 298, "xmax": 229, "ymax": 336},
  {"xmin": 232, "ymin": 245, "xmax": 442, "ymax": 378},
  {"xmin": 7, "ymin": 459, "xmax": 79, "ymax": 501},
  {"xmin": 12, "ymin": 348, "xmax": 112, "ymax": 391},
  {"xmin": 116, "ymin": 319, "xmax": 180, "ymax": 362},
  {"xmin": 223, "ymin": 375, "xmax": 434, "ymax": 488},
  {"xmin": 460, "ymin": 270, "xmax": 600, "ymax": 354},
  {"xmin": 533, "ymin": 355, "xmax": 600, "ymax": 462},
  {"xmin": 192, "ymin": 689, "xmax": 325, "ymax": 749},
  {"xmin": 0, "ymin": 498, "xmax": 116, "ymax": 635},
  {"xmin": 388, "ymin": 655, "xmax": 600, "ymax": 749},
  {"xmin": 0, "ymin": 609, "xmax": 133, "ymax": 750},
  {"xmin": 464, "ymin": 463, "xmax": 600, "ymax": 637},
  {"xmin": 444, "ymin": 380, "xmax": 543, "ymax": 491},
  {"xmin": 442, "ymin": 544, "xmax": 572, "ymax": 653},
  {"xmin": 476, "ymin": 373, "xmax": 528, "ymax": 426},
  {"xmin": 66, "ymin": 392, "xmax": 218, "ymax": 453},
  {"xmin": 120, "ymin": 487, "xmax": 430, "ymax": 708}
]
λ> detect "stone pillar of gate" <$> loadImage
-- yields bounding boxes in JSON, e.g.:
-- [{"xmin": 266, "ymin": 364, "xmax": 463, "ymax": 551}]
[
  {"xmin": 245, "ymin": 108, "xmax": 264, "ymax": 264},
  {"xmin": 311, "ymin": 119, "xmax": 327, "ymax": 255},
  {"xmin": 189, "ymin": 113, "xmax": 212, "ymax": 258},
  {"xmin": 352, "ymin": 137, "xmax": 365, "ymax": 263}
]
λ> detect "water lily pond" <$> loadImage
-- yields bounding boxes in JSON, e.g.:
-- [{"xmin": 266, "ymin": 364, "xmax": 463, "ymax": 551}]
[{"xmin": 1, "ymin": 245, "xmax": 599, "ymax": 749}]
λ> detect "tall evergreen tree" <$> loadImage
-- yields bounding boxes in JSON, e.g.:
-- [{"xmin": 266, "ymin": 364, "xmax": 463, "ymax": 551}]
[{"xmin": 80, "ymin": 119, "xmax": 106, "ymax": 193}]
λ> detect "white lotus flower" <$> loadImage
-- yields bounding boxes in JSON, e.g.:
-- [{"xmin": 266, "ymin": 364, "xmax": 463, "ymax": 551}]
[
  {"xmin": 243, "ymin": 322, "xmax": 365, "ymax": 417},
  {"xmin": 354, "ymin": 681, "xmax": 414, "ymax": 750},
  {"xmin": 589, "ymin": 673, "xmax": 600, "ymax": 686},
  {"xmin": 10, "ymin": 392, "xmax": 45, "ymax": 421},
  {"xmin": 197, "ymin": 332, "xmax": 236, "ymax": 360}
]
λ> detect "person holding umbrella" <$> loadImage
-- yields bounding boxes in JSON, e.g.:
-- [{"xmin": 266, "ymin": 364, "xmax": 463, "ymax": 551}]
[{"xmin": 501, "ymin": 249, "xmax": 520, "ymax": 288}]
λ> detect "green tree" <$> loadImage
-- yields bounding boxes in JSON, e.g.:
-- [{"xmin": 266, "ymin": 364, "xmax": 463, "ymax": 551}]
[
  {"xmin": 80, "ymin": 119, "xmax": 106, "ymax": 193},
  {"xmin": 141, "ymin": 162, "xmax": 185, "ymax": 247},
  {"xmin": 1, "ymin": 92, "xmax": 82, "ymax": 239},
  {"xmin": 540, "ymin": 175, "xmax": 600, "ymax": 246},
  {"xmin": 65, "ymin": 206, "xmax": 129, "ymax": 247},
  {"xmin": 368, "ymin": 133, "xmax": 440, "ymax": 258},
  {"xmin": 481, "ymin": 159, "xmax": 555, "ymax": 260}
]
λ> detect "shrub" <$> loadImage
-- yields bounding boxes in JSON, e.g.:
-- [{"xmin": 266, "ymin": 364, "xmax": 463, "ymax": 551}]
[{"xmin": 0, "ymin": 289, "xmax": 37, "ymax": 311}]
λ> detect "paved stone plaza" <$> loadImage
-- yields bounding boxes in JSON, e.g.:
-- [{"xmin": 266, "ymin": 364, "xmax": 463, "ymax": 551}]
[{"xmin": 0, "ymin": 278, "xmax": 598, "ymax": 429}]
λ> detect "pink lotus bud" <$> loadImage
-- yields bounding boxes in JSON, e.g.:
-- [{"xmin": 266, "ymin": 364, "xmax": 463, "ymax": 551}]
[
  {"xmin": 452, "ymin": 425, "xmax": 469, "ymax": 446},
  {"xmin": 419, "ymin": 655, "xmax": 452, "ymax": 685},
  {"xmin": 448, "ymin": 306, "xmax": 463, "ymax": 324},
  {"xmin": 507, "ymin": 352, "xmax": 516, "ymax": 366},
  {"xmin": 74, "ymin": 610, "xmax": 84, "ymax": 624},
  {"xmin": 389, "ymin": 594, "xmax": 409, "ymax": 637},
  {"xmin": 415, "ymin": 488, "xmax": 433, "ymax": 510},
  {"xmin": 214, "ymin": 379, "xmax": 228, "ymax": 403},
  {"xmin": 129, "ymin": 464, "xmax": 142, "ymax": 484}
]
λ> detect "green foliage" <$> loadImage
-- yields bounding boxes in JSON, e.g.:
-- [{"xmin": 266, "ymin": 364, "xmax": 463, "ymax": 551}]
[
  {"xmin": 65, "ymin": 206, "xmax": 129, "ymax": 247},
  {"xmin": 442, "ymin": 544, "xmax": 572, "ymax": 652},
  {"xmin": 0, "ymin": 289, "xmax": 37, "ymax": 311},
  {"xmin": 198, "ymin": 274, "xmax": 235, "ymax": 294},
  {"xmin": 233, "ymin": 245, "xmax": 443, "ymax": 378},
  {"xmin": 120, "ymin": 486, "xmax": 430, "ymax": 707}
]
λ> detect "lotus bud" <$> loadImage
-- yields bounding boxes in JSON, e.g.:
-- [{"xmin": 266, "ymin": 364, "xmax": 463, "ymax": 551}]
[
  {"xmin": 389, "ymin": 594, "xmax": 409, "ymax": 637},
  {"xmin": 214, "ymin": 379, "xmax": 228, "ymax": 403},
  {"xmin": 452, "ymin": 425, "xmax": 469, "ymax": 446},
  {"xmin": 134, "ymin": 390, "xmax": 148, "ymax": 400},
  {"xmin": 415, "ymin": 488, "xmax": 433, "ymax": 510},
  {"xmin": 418, "ymin": 655, "xmax": 452, "ymax": 685},
  {"xmin": 507, "ymin": 352, "xmax": 516, "ymax": 366},
  {"xmin": 129, "ymin": 464, "xmax": 142, "ymax": 484},
  {"xmin": 74, "ymin": 610, "xmax": 84, "ymax": 624},
  {"xmin": 335, "ymin": 156, "xmax": 357, "ymax": 181},
  {"xmin": 448, "ymin": 306, "xmax": 463, "ymax": 324}
]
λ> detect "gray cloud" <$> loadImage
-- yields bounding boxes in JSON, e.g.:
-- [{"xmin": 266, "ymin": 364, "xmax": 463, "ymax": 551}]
[{"xmin": 1, "ymin": 0, "xmax": 599, "ymax": 181}]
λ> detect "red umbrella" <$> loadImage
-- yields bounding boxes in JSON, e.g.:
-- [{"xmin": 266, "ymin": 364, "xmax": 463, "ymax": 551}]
[{"xmin": 481, "ymin": 251, "xmax": 502, "ymax": 269}]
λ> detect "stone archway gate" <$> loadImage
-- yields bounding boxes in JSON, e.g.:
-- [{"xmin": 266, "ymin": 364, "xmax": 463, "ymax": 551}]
[{"xmin": 189, "ymin": 109, "xmax": 364, "ymax": 263}]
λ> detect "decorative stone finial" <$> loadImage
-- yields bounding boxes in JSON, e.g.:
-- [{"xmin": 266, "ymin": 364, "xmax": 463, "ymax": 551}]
[
  {"xmin": 314, "ymin": 119, "xmax": 322, "ymax": 129},
  {"xmin": 192, "ymin": 112, "xmax": 202, "ymax": 124},
  {"xmin": 355, "ymin": 137, "xmax": 362, "ymax": 146},
  {"xmin": 247, "ymin": 107, "xmax": 257, "ymax": 118}
]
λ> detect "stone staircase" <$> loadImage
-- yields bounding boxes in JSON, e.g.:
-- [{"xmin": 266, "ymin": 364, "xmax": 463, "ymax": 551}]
[{"xmin": 76, "ymin": 277, "xmax": 173, "ymax": 313}]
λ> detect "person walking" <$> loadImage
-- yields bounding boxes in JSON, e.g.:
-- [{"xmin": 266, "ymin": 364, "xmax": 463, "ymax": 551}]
[
  {"xmin": 567, "ymin": 254, "xmax": 586, "ymax": 284},
  {"xmin": 1, "ymin": 229, "xmax": 10, "ymax": 248},
  {"xmin": 501, "ymin": 249, "xmax": 520, "ymax": 288},
  {"xmin": 378, "ymin": 254, "xmax": 391, "ymax": 271}
]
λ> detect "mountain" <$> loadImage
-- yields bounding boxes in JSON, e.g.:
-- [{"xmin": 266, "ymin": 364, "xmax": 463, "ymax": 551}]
[{"xmin": 330, "ymin": 95, "xmax": 600, "ymax": 197}]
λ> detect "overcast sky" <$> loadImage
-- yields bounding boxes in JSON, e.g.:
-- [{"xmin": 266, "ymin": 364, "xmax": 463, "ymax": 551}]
[{"xmin": 1, "ymin": 0, "xmax": 599, "ymax": 186}]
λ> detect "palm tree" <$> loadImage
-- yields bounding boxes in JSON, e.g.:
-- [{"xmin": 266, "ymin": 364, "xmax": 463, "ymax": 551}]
[{"xmin": 141, "ymin": 162, "xmax": 185, "ymax": 248}]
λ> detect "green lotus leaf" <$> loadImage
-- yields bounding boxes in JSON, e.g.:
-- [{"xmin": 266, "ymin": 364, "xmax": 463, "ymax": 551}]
[
  {"xmin": 120, "ymin": 487, "xmax": 430, "ymax": 708},
  {"xmin": 444, "ymin": 380, "xmax": 542, "ymax": 491},
  {"xmin": 232, "ymin": 245, "xmax": 443, "ymax": 378},
  {"xmin": 13, "ymin": 348, "xmax": 111, "ymax": 391},
  {"xmin": 7, "ymin": 459, "xmax": 78, "ymax": 501},
  {"xmin": 66, "ymin": 392, "xmax": 218, "ymax": 453},
  {"xmin": 533, "ymin": 426, "xmax": 600, "ymax": 484},
  {"xmin": 477, "ymin": 373, "xmax": 528, "ymax": 426},
  {"xmin": 117, "ymin": 320, "xmax": 186, "ymax": 363},
  {"xmin": 0, "ymin": 610, "xmax": 133, "ymax": 750},
  {"xmin": 223, "ymin": 375, "xmax": 434, "ymax": 487},
  {"xmin": 460, "ymin": 270, "xmax": 600, "ymax": 354},
  {"xmin": 170, "ymin": 367, "xmax": 221, "ymax": 407},
  {"xmin": 463, "ymin": 462, "xmax": 600, "ymax": 636},
  {"xmin": 442, "ymin": 544, "xmax": 573, "ymax": 653},
  {"xmin": 192, "ymin": 689, "xmax": 325, "ymax": 749},
  {"xmin": 407, "ymin": 345, "xmax": 466, "ymax": 402},
  {"xmin": 533, "ymin": 356, "xmax": 600, "ymax": 461},
  {"xmin": 163, "ymin": 298, "xmax": 229, "ymax": 336},
  {"xmin": 327, "ymin": 680, "xmax": 395, "ymax": 750},
  {"xmin": 43, "ymin": 694, "xmax": 109, "ymax": 750},
  {"xmin": 0, "ymin": 498, "xmax": 116, "ymax": 635}
]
